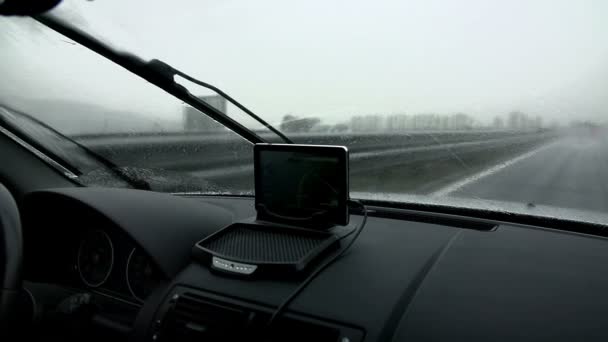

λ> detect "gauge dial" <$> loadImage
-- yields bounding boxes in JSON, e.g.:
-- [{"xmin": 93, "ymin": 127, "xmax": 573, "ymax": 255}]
[
  {"xmin": 126, "ymin": 248, "xmax": 158, "ymax": 301},
  {"xmin": 77, "ymin": 230, "xmax": 114, "ymax": 287}
]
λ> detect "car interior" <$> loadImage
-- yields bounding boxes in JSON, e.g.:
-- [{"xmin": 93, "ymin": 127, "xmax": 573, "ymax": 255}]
[{"xmin": 2, "ymin": 1, "xmax": 608, "ymax": 342}]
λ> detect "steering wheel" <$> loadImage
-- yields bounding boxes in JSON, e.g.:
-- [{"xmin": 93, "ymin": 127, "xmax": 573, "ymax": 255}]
[{"xmin": 0, "ymin": 183, "xmax": 22, "ymax": 332}]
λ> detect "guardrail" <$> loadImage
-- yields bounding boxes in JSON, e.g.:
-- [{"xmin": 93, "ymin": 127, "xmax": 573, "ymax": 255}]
[
  {"xmin": 71, "ymin": 130, "xmax": 557, "ymax": 193},
  {"xmin": 73, "ymin": 130, "xmax": 553, "ymax": 172}
]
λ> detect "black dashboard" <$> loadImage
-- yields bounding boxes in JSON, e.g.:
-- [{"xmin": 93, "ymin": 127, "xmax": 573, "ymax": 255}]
[{"xmin": 19, "ymin": 187, "xmax": 608, "ymax": 341}]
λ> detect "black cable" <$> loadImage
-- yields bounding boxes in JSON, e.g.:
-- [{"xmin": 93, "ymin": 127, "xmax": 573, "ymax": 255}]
[{"xmin": 263, "ymin": 200, "xmax": 368, "ymax": 338}]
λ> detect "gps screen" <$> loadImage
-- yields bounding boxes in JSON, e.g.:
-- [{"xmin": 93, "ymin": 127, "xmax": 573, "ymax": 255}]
[{"xmin": 255, "ymin": 145, "xmax": 348, "ymax": 226}]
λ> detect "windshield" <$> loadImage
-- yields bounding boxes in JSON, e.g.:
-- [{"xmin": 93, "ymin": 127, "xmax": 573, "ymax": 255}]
[{"xmin": 1, "ymin": 0, "xmax": 608, "ymax": 224}]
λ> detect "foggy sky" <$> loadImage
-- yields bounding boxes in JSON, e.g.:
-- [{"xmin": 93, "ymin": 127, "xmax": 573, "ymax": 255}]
[{"xmin": 2, "ymin": 0, "xmax": 608, "ymax": 127}]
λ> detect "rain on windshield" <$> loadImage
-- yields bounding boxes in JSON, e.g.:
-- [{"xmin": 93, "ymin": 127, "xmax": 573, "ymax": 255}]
[{"xmin": 0, "ymin": 0, "xmax": 607, "ymax": 221}]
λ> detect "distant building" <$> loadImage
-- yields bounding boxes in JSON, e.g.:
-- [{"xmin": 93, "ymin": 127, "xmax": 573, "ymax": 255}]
[
  {"xmin": 412, "ymin": 114, "xmax": 440, "ymax": 130},
  {"xmin": 508, "ymin": 111, "xmax": 522, "ymax": 130},
  {"xmin": 440, "ymin": 116, "xmax": 450, "ymax": 130},
  {"xmin": 449, "ymin": 113, "xmax": 474, "ymax": 130},
  {"xmin": 506, "ymin": 111, "xmax": 541, "ymax": 130},
  {"xmin": 521, "ymin": 113, "xmax": 530, "ymax": 130},
  {"xmin": 183, "ymin": 95, "xmax": 226, "ymax": 131},
  {"xmin": 493, "ymin": 116, "xmax": 505, "ymax": 129},
  {"xmin": 386, "ymin": 114, "xmax": 409, "ymax": 131},
  {"xmin": 350, "ymin": 115, "xmax": 385, "ymax": 132},
  {"xmin": 533, "ymin": 116, "xmax": 543, "ymax": 129},
  {"xmin": 351, "ymin": 113, "xmax": 479, "ymax": 132}
]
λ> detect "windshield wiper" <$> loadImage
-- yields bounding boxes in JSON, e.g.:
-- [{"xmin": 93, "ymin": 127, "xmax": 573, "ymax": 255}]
[
  {"xmin": 34, "ymin": 14, "xmax": 292, "ymax": 145},
  {"xmin": 166, "ymin": 63, "xmax": 293, "ymax": 143}
]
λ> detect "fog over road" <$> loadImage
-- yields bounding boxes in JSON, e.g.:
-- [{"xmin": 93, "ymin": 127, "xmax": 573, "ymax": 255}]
[{"xmin": 439, "ymin": 135, "xmax": 608, "ymax": 214}]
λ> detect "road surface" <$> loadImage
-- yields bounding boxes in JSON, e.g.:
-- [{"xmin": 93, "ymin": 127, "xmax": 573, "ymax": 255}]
[{"xmin": 438, "ymin": 136, "xmax": 608, "ymax": 214}]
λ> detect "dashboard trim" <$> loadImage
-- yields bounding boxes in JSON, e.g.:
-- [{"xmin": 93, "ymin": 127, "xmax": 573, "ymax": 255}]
[
  {"xmin": 126, "ymin": 247, "xmax": 144, "ymax": 303},
  {"xmin": 92, "ymin": 288, "xmax": 142, "ymax": 308},
  {"xmin": 0, "ymin": 124, "xmax": 79, "ymax": 180}
]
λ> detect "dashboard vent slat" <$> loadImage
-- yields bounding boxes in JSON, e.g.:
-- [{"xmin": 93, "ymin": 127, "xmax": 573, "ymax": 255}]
[
  {"xmin": 160, "ymin": 292, "xmax": 250, "ymax": 341},
  {"xmin": 156, "ymin": 289, "xmax": 360, "ymax": 342}
]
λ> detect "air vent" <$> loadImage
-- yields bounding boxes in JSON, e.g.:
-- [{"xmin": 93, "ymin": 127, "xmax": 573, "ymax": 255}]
[
  {"xmin": 155, "ymin": 287, "xmax": 364, "ymax": 342},
  {"xmin": 159, "ymin": 292, "xmax": 250, "ymax": 341},
  {"xmin": 256, "ymin": 315, "xmax": 342, "ymax": 342}
]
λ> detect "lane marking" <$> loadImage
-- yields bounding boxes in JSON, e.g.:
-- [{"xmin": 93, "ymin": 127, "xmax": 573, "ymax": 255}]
[
  {"xmin": 189, "ymin": 164, "xmax": 253, "ymax": 178},
  {"xmin": 351, "ymin": 135, "xmax": 529, "ymax": 159},
  {"xmin": 430, "ymin": 141, "xmax": 560, "ymax": 197}
]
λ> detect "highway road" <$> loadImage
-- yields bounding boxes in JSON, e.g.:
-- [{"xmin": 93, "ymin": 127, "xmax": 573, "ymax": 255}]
[
  {"xmin": 434, "ymin": 135, "xmax": 608, "ymax": 214},
  {"xmin": 197, "ymin": 132, "xmax": 555, "ymax": 194},
  {"xmin": 71, "ymin": 124, "xmax": 607, "ymax": 218}
]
